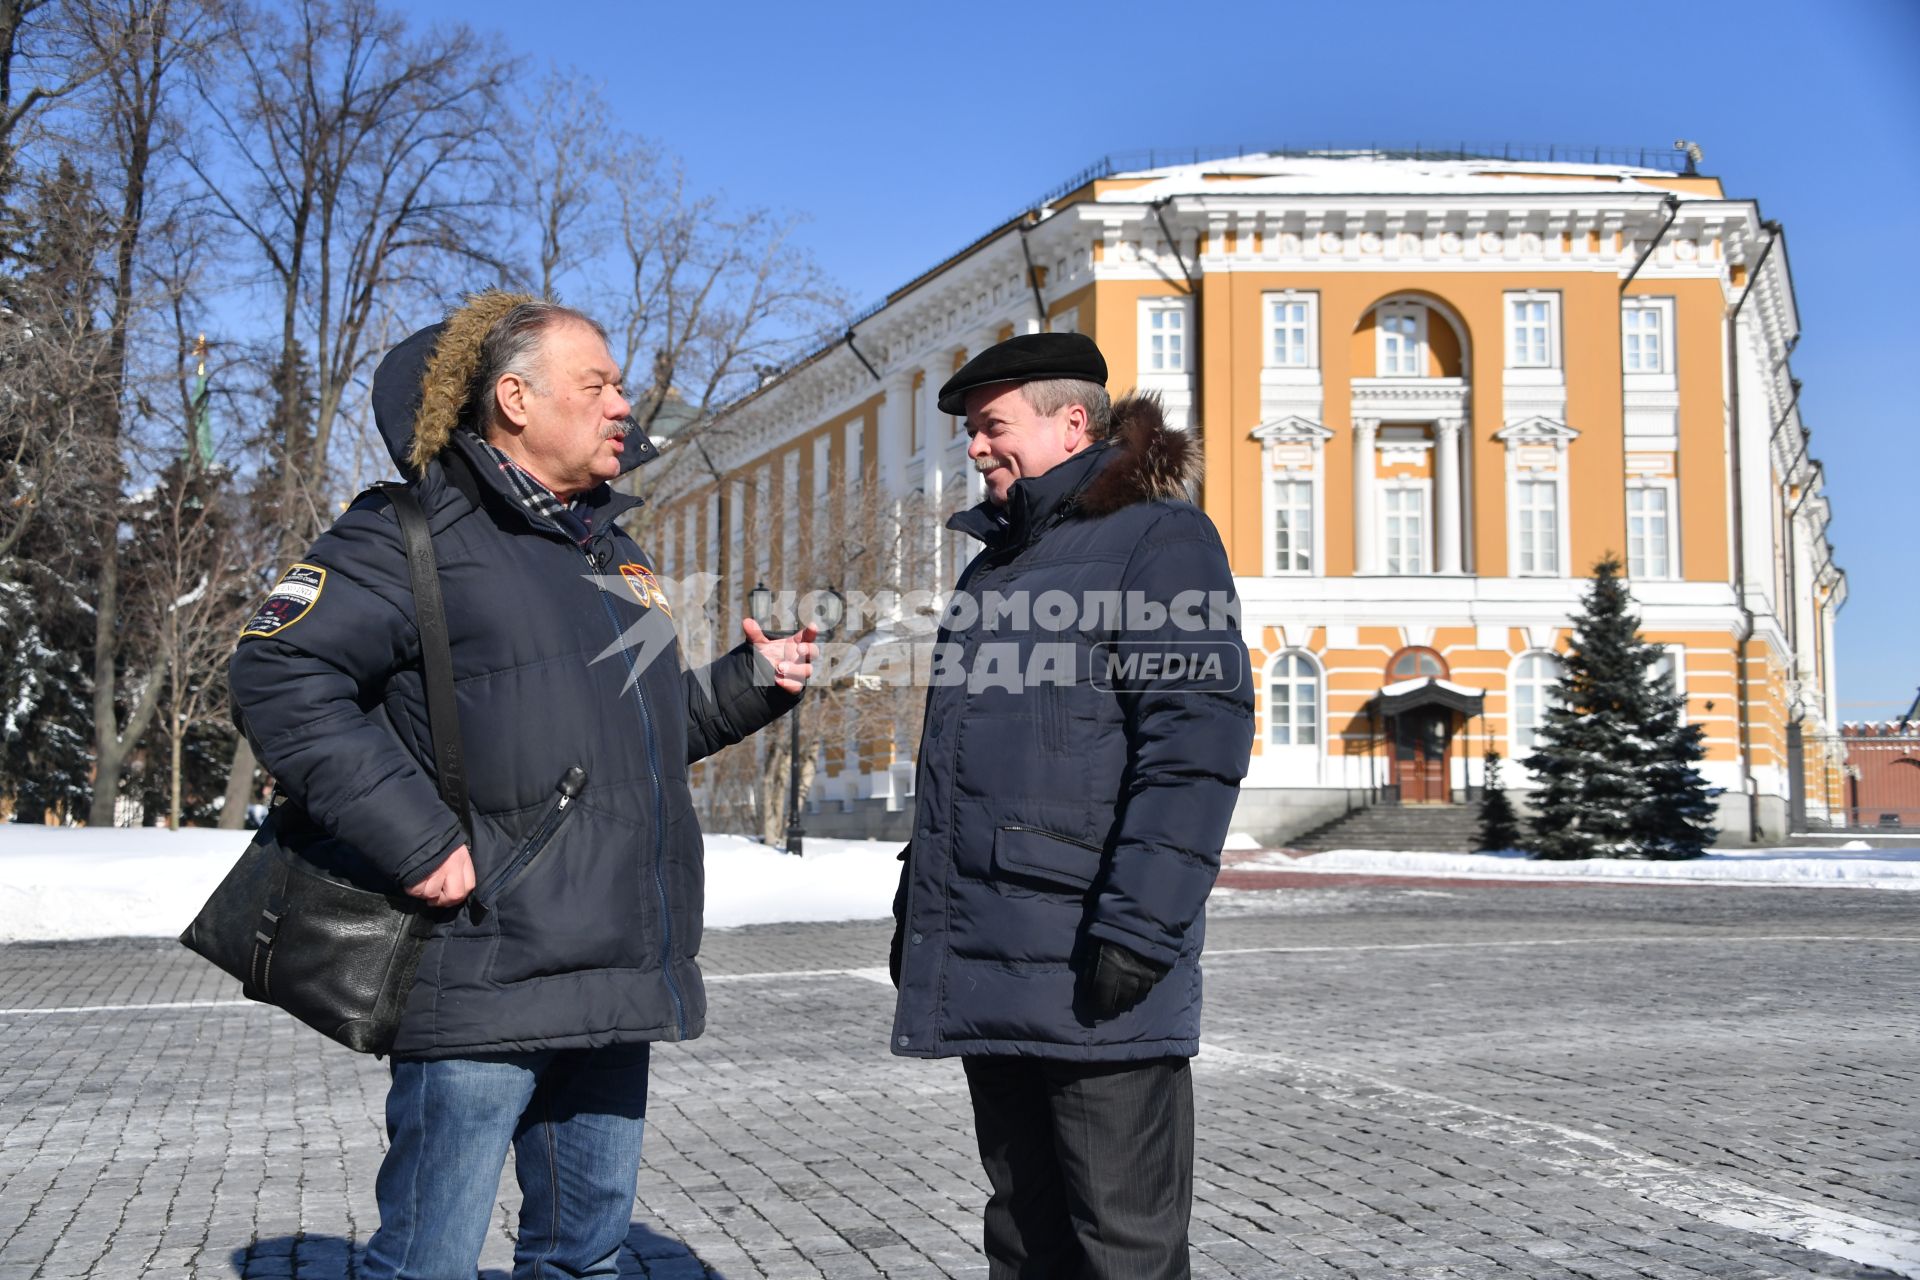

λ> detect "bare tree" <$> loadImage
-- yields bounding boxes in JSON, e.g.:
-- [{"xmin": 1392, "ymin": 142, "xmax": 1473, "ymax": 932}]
[
  {"xmin": 0, "ymin": 0, "xmax": 107, "ymax": 187},
  {"xmin": 69, "ymin": 0, "xmax": 213, "ymax": 826},
  {"xmin": 0, "ymin": 155, "xmax": 116, "ymax": 821},
  {"xmin": 610, "ymin": 165, "xmax": 845, "ymax": 468},
  {"xmin": 517, "ymin": 68, "xmax": 615, "ymax": 299},
  {"xmin": 688, "ymin": 461, "xmax": 939, "ymax": 841},
  {"xmin": 183, "ymin": 0, "xmax": 514, "ymax": 820},
  {"xmin": 186, "ymin": 0, "xmax": 515, "ymax": 560}
]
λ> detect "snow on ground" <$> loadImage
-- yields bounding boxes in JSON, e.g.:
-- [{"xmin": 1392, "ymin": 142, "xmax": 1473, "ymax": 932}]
[
  {"xmin": 0, "ymin": 827, "xmax": 903, "ymax": 943},
  {"xmin": 1248, "ymin": 845, "xmax": 1920, "ymax": 891},
  {"xmin": 3, "ymin": 827, "xmax": 1916, "ymax": 944}
]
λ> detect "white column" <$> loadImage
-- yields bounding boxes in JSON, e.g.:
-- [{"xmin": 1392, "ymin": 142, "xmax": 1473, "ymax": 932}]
[
  {"xmin": 1354, "ymin": 417, "xmax": 1379, "ymax": 574},
  {"xmin": 921, "ymin": 360, "xmax": 948, "ymax": 494},
  {"xmin": 877, "ymin": 369, "xmax": 915, "ymax": 499},
  {"xmin": 1435, "ymin": 416, "xmax": 1463, "ymax": 575}
]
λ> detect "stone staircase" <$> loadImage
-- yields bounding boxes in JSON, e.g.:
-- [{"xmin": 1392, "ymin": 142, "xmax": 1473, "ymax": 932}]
[{"xmin": 1289, "ymin": 801, "xmax": 1485, "ymax": 853}]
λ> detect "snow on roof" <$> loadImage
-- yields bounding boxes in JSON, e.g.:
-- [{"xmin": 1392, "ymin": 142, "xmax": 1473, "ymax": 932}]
[
  {"xmin": 1096, "ymin": 153, "xmax": 1703, "ymax": 203},
  {"xmin": 1378, "ymin": 675, "xmax": 1484, "ymax": 700}
]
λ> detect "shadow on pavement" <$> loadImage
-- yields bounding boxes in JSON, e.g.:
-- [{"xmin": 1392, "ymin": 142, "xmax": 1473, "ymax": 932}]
[{"xmin": 229, "ymin": 1223, "xmax": 724, "ymax": 1277}]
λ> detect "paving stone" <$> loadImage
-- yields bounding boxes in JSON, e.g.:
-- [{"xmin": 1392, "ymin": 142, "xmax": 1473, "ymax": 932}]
[{"xmin": 0, "ymin": 884, "xmax": 1914, "ymax": 1277}]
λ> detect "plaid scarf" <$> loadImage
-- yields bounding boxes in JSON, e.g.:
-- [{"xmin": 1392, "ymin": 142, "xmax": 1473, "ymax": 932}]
[{"xmin": 474, "ymin": 437, "xmax": 595, "ymax": 544}]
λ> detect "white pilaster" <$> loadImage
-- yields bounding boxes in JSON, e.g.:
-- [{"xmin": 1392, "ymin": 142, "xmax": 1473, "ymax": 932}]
[
  {"xmin": 1353, "ymin": 418, "xmax": 1379, "ymax": 575},
  {"xmin": 1435, "ymin": 416, "xmax": 1463, "ymax": 575},
  {"xmin": 877, "ymin": 369, "xmax": 915, "ymax": 499}
]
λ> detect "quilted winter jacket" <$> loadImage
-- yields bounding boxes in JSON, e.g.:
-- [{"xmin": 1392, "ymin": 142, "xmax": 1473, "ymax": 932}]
[
  {"xmin": 229, "ymin": 320, "xmax": 796, "ymax": 1058},
  {"xmin": 890, "ymin": 394, "xmax": 1255, "ymax": 1062}
]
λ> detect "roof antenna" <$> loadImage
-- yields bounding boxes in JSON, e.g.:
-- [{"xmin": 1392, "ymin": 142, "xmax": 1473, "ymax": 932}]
[{"xmin": 1673, "ymin": 139, "xmax": 1703, "ymax": 176}]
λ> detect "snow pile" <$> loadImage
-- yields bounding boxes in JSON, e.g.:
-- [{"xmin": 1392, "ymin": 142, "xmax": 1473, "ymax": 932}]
[
  {"xmin": 0, "ymin": 827, "xmax": 904, "ymax": 943},
  {"xmin": 1259, "ymin": 846, "xmax": 1920, "ymax": 891},
  {"xmin": 6, "ymin": 826, "xmax": 1917, "ymax": 944}
]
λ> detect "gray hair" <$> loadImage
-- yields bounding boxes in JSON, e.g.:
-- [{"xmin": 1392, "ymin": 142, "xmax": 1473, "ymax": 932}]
[
  {"xmin": 1018, "ymin": 377, "xmax": 1113, "ymax": 441},
  {"xmin": 472, "ymin": 300, "xmax": 609, "ymax": 436}
]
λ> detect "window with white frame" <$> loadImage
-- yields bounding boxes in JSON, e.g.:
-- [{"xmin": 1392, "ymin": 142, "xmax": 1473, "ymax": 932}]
[
  {"xmin": 1271, "ymin": 478, "xmax": 1313, "ymax": 573},
  {"xmin": 1515, "ymin": 478, "xmax": 1560, "ymax": 575},
  {"xmin": 813, "ymin": 434, "xmax": 832, "ymax": 502},
  {"xmin": 1627, "ymin": 482, "xmax": 1674, "ymax": 579},
  {"xmin": 1507, "ymin": 295, "xmax": 1556, "ymax": 368},
  {"xmin": 1622, "ymin": 304, "xmax": 1665, "ymax": 373},
  {"xmin": 1383, "ymin": 485, "xmax": 1427, "ymax": 574},
  {"xmin": 780, "ymin": 454, "xmax": 797, "ymax": 575},
  {"xmin": 1141, "ymin": 299, "xmax": 1188, "ymax": 373},
  {"xmin": 1266, "ymin": 294, "xmax": 1315, "ymax": 368},
  {"xmin": 1377, "ymin": 303, "xmax": 1425, "ymax": 376},
  {"xmin": 1267, "ymin": 652, "xmax": 1319, "ymax": 746},
  {"xmin": 1512, "ymin": 652, "xmax": 1564, "ymax": 756},
  {"xmin": 844, "ymin": 416, "xmax": 864, "ymax": 488},
  {"xmin": 656, "ymin": 507, "xmax": 674, "ymax": 579},
  {"xmin": 1649, "ymin": 646, "xmax": 1685, "ymax": 703}
]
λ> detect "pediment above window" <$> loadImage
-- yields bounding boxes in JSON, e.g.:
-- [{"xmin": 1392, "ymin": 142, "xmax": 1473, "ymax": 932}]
[
  {"xmin": 1250, "ymin": 415, "xmax": 1335, "ymax": 444},
  {"xmin": 1494, "ymin": 416, "xmax": 1580, "ymax": 445}
]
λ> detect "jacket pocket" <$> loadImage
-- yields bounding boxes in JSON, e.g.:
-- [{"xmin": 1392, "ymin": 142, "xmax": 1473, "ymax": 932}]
[
  {"xmin": 475, "ymin": 766, "xmax": 588, "ymax": 911},
  {"xmin": 993, "ymin": 824, "xmax": 1103, "ymax": 892}
]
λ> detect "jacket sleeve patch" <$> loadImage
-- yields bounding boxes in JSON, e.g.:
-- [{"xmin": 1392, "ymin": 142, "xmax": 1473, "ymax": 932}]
[{"xmin": 240, "ymin": 563, "xmax": 327, "ymax": 638}]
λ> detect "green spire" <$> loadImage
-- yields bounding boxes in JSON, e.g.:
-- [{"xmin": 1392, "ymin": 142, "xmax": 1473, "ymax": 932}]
[{"xmin": 188, "ymin": 333, "xmax": 213, "ymax": 470}]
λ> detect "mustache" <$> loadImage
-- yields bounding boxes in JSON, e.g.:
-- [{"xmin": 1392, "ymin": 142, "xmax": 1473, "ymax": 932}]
[
  {"xmin": 973, "ymin": 457, "xmax": 1004, "ymax": 473},
  {"xmin": 602, "ymin": 417, "xmax": 637, "ymax": 441}
]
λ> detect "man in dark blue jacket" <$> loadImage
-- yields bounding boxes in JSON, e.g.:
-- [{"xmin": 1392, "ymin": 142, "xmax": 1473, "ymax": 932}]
[
  {"xmin": 231, "ymin": 291, "xmax": 815, "ymax": 1279},
  {"xmin": 890, "ymin": 333, "xmax": 1255, "ymax": 1279}
]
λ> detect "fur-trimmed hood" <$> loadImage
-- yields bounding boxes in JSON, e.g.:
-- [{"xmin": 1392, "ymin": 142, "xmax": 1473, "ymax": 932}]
[
  {"xmin": 371, "ymin": 290, "xmax": 536, "ymax": 478},
  {"xmin": 370, "ymin": 290, "xmax": 657, "ymax": 482},
  {"xmin": 1076, "ymin": 391, "xmax": 1199, "ymax": 517}
]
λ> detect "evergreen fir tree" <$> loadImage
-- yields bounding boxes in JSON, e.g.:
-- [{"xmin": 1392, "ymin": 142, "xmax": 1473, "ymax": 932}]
[
  {"xmin": 1636, "ymin": 673, "xmax": 1718, "ymax": 859},
  {"xmin": 0, "ymin": 159, "xmax": 114, "ymax": 821},
  {"xmin": 1476, "ymin": 749, "xmax": 1524, "ymax": 852},
  {"xmin": 1524, "ymin": 556, "xmax": 1671, "ymax": 859}
]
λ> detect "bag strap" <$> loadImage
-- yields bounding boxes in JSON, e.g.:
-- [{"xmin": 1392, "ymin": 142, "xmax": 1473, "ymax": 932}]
[{"xmin": 379, "ymin": 482, "xmax": 473, "ymax": 842}]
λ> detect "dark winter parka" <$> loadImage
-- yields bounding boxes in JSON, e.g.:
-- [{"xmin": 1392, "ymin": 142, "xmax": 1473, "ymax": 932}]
[
  {"xmin": 229, "ymin": 310, "xmax": 796, "ymax": 1059},
  {"xmin": 890, "ymin": 394, "xmax": 1255, "ymax": 1062}
]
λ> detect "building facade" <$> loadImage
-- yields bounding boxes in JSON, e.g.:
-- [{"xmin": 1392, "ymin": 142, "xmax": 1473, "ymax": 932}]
[{"xmin": 637, "ymin": 148, "xmax": 1844, "ymax": 844}]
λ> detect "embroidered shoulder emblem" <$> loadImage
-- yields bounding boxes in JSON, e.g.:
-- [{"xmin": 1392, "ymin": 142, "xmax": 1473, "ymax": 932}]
[
  {"xmin": 241, "ymin": 563, "xmax": 327, "ymax": 638},
  {"xmin": 619, "ymin": 563, "xmax": 672, "ymax": 616}
]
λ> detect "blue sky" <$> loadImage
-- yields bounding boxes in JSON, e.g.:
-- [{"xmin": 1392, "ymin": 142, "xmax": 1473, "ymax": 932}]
[{"xmin": 403, "ymin": 0, "xmax": 1919, "ymax": 718}]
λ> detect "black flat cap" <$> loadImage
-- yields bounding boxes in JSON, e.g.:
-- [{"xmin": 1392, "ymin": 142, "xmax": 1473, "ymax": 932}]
[{"xmin": 937, "ymin": 332, "xmax": 1108, "ymax": 415}]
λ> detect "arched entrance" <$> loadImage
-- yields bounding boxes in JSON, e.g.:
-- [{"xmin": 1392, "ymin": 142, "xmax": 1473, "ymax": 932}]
[{"xmin": 1376, "ymin": 648, "xmax": 1484, "ymax": 804}]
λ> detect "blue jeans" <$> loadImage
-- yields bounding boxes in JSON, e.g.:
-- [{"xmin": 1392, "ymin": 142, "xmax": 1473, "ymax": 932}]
[{"xmin": 360, "ymin": 1043, "xmax": 650, "ymax": 1280}]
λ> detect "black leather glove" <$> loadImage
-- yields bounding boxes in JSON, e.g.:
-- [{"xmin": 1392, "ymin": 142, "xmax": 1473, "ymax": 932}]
[{"xmin": 1085, "ymin": 941, "xmax": 1170, "ymax": 1018}]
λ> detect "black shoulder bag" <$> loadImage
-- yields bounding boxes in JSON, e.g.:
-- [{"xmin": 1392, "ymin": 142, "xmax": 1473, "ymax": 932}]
[{"xmin": 180, "ymin": 483, "xmax": 471, "ymax": 1055}]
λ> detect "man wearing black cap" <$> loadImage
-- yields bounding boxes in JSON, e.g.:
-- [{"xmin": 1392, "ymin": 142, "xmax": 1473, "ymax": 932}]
[{"xmin": 890, "ymin": 333, "xmax": 1255, "ymax": 1278}]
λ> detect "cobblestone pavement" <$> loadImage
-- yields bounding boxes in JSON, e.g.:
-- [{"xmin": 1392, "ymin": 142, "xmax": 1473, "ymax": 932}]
[{"xmin": 1, "ymin": 882, "xmax": 1916, "ymax": 1279}]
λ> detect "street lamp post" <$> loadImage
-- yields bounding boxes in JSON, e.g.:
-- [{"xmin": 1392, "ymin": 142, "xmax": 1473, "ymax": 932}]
[{"xmin": 748, "ymin": 582, "xmax": 843, "ymax": 856}]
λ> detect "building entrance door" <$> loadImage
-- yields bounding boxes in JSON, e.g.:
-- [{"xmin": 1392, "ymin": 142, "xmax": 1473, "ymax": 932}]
[{"xmin": 1392, "ymin": 708, "xmax": 1452, "ymax": 803}]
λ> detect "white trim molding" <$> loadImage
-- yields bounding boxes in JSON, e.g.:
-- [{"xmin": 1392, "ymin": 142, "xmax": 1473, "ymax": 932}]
[
  {"xmin": 1252, "ymin": 416, "xmax": 1335, "ymax": 577},
  {"xmin": 1496, "ymin": 417, "xmax": 1579, "ymax": 579}
]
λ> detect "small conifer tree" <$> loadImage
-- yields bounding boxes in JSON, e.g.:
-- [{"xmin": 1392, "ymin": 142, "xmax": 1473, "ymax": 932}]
[
  {"xmin": 1635, "ymin": 675, "xmax": 1718, "ymax": 859},
  {"xmin": 1525, "ymin": 556, "xmax": 1670, "ymax": 859},
  {"xmin": 1477, "ymin": 749, "xmax": 1524, "ymax": 852}
]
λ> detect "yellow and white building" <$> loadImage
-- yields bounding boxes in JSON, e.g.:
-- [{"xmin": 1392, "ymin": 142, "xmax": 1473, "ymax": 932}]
[{"xmin": 639, "ymin": 148, "xmax": 1844, "ymax": 844}]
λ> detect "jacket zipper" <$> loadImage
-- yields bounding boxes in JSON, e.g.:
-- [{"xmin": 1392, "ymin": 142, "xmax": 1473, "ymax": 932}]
[
  {"xmin": 472, "ymin": 766, "xmax": 587, "ymax": 912},
  {"xmin": 587, "ymin": 542, "xmax": 687, "ymax": 1038}
]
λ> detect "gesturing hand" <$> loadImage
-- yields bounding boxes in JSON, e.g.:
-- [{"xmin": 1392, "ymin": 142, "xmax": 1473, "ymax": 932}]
[
  {"xmin": 742, "ymin": 619, "xmax": 820, "ymax": 694},
  {"xmin": 406, "ymin": 844, "xmax": 474, "ymax": 908}
]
